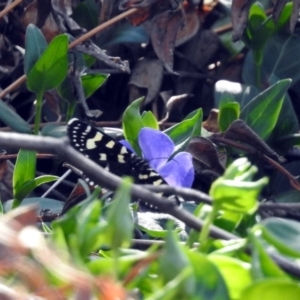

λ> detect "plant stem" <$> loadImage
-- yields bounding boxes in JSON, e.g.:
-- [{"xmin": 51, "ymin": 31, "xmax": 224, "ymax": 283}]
[
  {"xmin": 199, "ymin": 205, "xmax": 218, "ymax": 252},
  {"xmin": 34, "ymin": 91, "xmax": 43, "ymax": 135}
]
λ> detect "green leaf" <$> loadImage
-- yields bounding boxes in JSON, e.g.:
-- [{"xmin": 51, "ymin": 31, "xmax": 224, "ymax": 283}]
[
  {"xmin": 164, "ymin": 109, "xmax": 202, "ymax": 145},
  {"xmin": 239, "ymin": 279, "xmax": 300, "ymax": 300},
  {"xmin": 105, "ymin": 177, "xmax": 134, "ymax": 249},
  {"xmin": 0, "ymin": 100, "xmax": 31, "ymax": 133},
  {"xmin": 249, "ymin": 231, "xmax": 288, "ymax": 280},
  {"xmin": 27, "ymin": 34, "xmax": 69, "ymax": 93},
  {"xmin": 158, "ymin": 227, "xmax": 195, "ymax": 298},
  {"xmin": 219, "ymin": 101, "xmax": 240, "ymax": 132},
  {"xmin": 240, "ymin": 79, "xmax": 291, "ymax": 140},
  {"xmin": 77, "ymin": 200, "xmax": 104, "ymax": 257},
  {"xmin": 258, "ymin": 218, "xmax": 300, "ymax": 258},
  {"xmin": 24, "ymin": 24, "xmax": 47, "ymax": 75},
  {"xmin": 82, "ymin": 73, "xmax": 108, "ymax": 98},
  {"xmin": 122, "ymin": 98, "xmax": 144, "ymax": 155},
  {"xmin": 13, "ymin": 150, "xmax": 36, "ymax": 207},
  {"xmin": 210, "ymin": 158, "xmax": 268, "ymax": 214},
  {"xmin": 141, "ymin": 111, "xmax": 159, "ymax": 129},
  {"xmin": 243, "ymin": 34, "xmax": 300, "ymax": 86},
  {"xmin": 14, "ymin": 175, "xmax": 58, "ymax": 203},
  {"xmin": 187, "ymin": 251, "xmax": 230, "ymax": 299},
  {"xmin": 208, "ymin": 255, "xmax": 252, "ymax": 300}
]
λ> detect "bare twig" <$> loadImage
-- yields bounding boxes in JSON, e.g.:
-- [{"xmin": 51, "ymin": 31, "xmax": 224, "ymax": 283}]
[{"xmin": 0, "ymin": 0, "xmax": 23, "ymax": 20}]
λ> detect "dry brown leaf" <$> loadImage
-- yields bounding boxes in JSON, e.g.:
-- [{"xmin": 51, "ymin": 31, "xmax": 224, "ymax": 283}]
[
  {"xmin": 129, "ymin": 58, "xmax": 163, "ymax": 105},
  {"xmin": 150, "ymin": 9, "xmax": 184, "ymax": 72},
  {"xmin": 231, "ymin": 0, "xmax": 253, "ymax": 42}
]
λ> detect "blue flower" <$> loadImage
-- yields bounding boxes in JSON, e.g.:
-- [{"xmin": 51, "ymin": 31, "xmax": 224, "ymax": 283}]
[{"xmin": 121, "ymin": 128, "xmax": 194, "ymax": 188}]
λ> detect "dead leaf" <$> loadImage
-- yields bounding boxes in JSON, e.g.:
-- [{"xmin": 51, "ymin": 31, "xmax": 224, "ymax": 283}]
[
  {"xmin": 186, "ymin": 136, "xmax": 224, "ymax": 175},
  {"xmin": 231, "ymin": 0, "xmax": 253, "ymax": 42},
  {"xmin": 202, "ymin": 109, "xmax": 219, "ymax": 133},
  {"xmin": 129, "ymin": 58, "xmax": 163, "ymax": 105},
  {"xmin": 0, "ymin": 159, "xmax": 13, "ymax": 203},
  {"xmin": 150, "ymin": 9, "xmax": 184, "ymax": 72},
  {"xmin": 224, "ymin": 119, "xmax": 285, "ymax": 163}
]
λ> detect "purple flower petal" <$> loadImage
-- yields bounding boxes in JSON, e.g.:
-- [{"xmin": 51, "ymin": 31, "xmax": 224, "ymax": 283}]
[
  {"xmin": 119, "ymin": 139, "xmax": 135, "ymax": 153},
  {"xmin": 158, "ymin": 152, "xmax": 194, "ymax": 188},
  {"xmin": 138, "ymin": 128, "xmax": 174, "ymax": 170}
]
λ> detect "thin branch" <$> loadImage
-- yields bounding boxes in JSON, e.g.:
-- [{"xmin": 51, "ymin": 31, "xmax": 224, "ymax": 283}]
[
  {"xmin": 0, "ymin": 131, "xmax": 235, "ymax": 240},
  {"xmin": 0, "ymin": 0, "xmax": 23, "ymax": 20},
  {"xmin": 142, "ymin": 184, "xmax": 213, "ymax": 205}
]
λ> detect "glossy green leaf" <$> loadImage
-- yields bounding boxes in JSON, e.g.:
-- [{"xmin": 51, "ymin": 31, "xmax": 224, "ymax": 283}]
[
  {"xmin": 82, "ymin": 73, "xmax": 108, "ymax": 98},
  {"xmin": 219, "ymin": 102, "xmax": 240, "ymax": 132},
  {"xmin": 13, "ymin": 150, "xmax": 36, "ymax": 207},
  {"xmin": 249, "ymin": 231, "xmax": 288, "ymax": 280},
  {"xmin": 240, "ymin": 79, "xmax": 291, "ymax": 140},
  {"xmin": 106, "ymin": 177, "xmax": 134, "ymax": 249},
  {"xmin": 27, "ymin": 34, "xmax": 69, "ymax": 93},
  {"xmin": 122, "ymin": 98, "xmax": 144, "ymax": 155},
  {"xmin": 24, "ymin": 24, "xmax": 47, "ymax": 75},
  {"xmin": 239, "ymin": 279, "xmax": 300, "ymax": 300},
  {"xmin": 208, "ymin": 255, "xmax": 252, "ymax": 300},
  {"xmin": 0, "ymin": 100, "xmax": 31, "ymax": 133},
  {"xmin": 141, "ymin": 111, "xmax": 159, "ymax": 129},
  {"xmin": 259, "ymin": 218, "xmax": 300, "ymax": 258},
  {"xmin": 164, "ymin": 109, "xmax": 202, "ymax": 145}
]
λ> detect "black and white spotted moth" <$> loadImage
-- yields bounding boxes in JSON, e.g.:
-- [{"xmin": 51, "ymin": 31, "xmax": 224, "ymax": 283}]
[{"xmin": 67, "ymin": 118, "xmax": 175, "ymax": 211}]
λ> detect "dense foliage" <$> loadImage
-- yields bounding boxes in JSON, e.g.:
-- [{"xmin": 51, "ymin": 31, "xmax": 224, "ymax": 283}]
[{"xmin": 1, "ymin": 0, "xmax": 300, "ymax": 299}]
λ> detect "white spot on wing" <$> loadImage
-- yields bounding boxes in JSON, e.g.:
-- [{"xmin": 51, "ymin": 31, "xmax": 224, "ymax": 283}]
[
  {"xmin": 86, "ymin": 132, "xmax": 103, "ymax": 149},
  {"xmin": 153, "ymin": 179, "xmax": 163, "ymax": 186},
  {"xmin": 99, "ymin": 153, "xmax": 107, "ymax": 161},
  {"xmin": 120, "ymin": 147, "xmax": 128, "ymax": 154},
  {"xmin": 139, "ymin": 174, "xmax": 149, "ymax": 180},
  {"xmin": 105, "ymin": 140, "xmax": 115, "ymax": 148},
  {"xmin": 118, "ymin": 155, "xmax": 126, "ymax": 163}
]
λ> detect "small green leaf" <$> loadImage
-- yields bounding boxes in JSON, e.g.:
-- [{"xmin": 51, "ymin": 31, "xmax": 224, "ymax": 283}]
[
  {"xmin": 141, "ymin": 111, "xmax": 159, "ymax": 129},
  {"xmin": 0, "ymin": 100, "xmax": 31, "ymax": 133},
  {"xmin": 105, "ymin": 177, "xmax": 134, "ymax": 249},
  {"xmin": 240, "ymin": 79, "xmax": 291, "ymax": 140},
  {"xmin": 210, "ymin": 158, "xmax": 268, "ymax": 214},
  {"xmin": 164, "ymin": 109, "xmax": 202, "ymax": 145},
  {"xmin": 82, "ymin": 73, "xmax": 108, "ymax": 98},
  {"xmin": 13, "ymin": 150, "xmax": 36, "ymax": 203},
  {"xmin": 27, "ymin": 34, "xmax": 69, "ymax": 93},
  {"xmin": 219, "ymin": 102, "xmax": 240, "ymax": 132},
  {"xmin": 24, "ymin": 24, "xmax": 47, "ymax": 75},
  {"xmin": 122, "ymin": 98, "xmax": 144, "ymax": 155}
]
